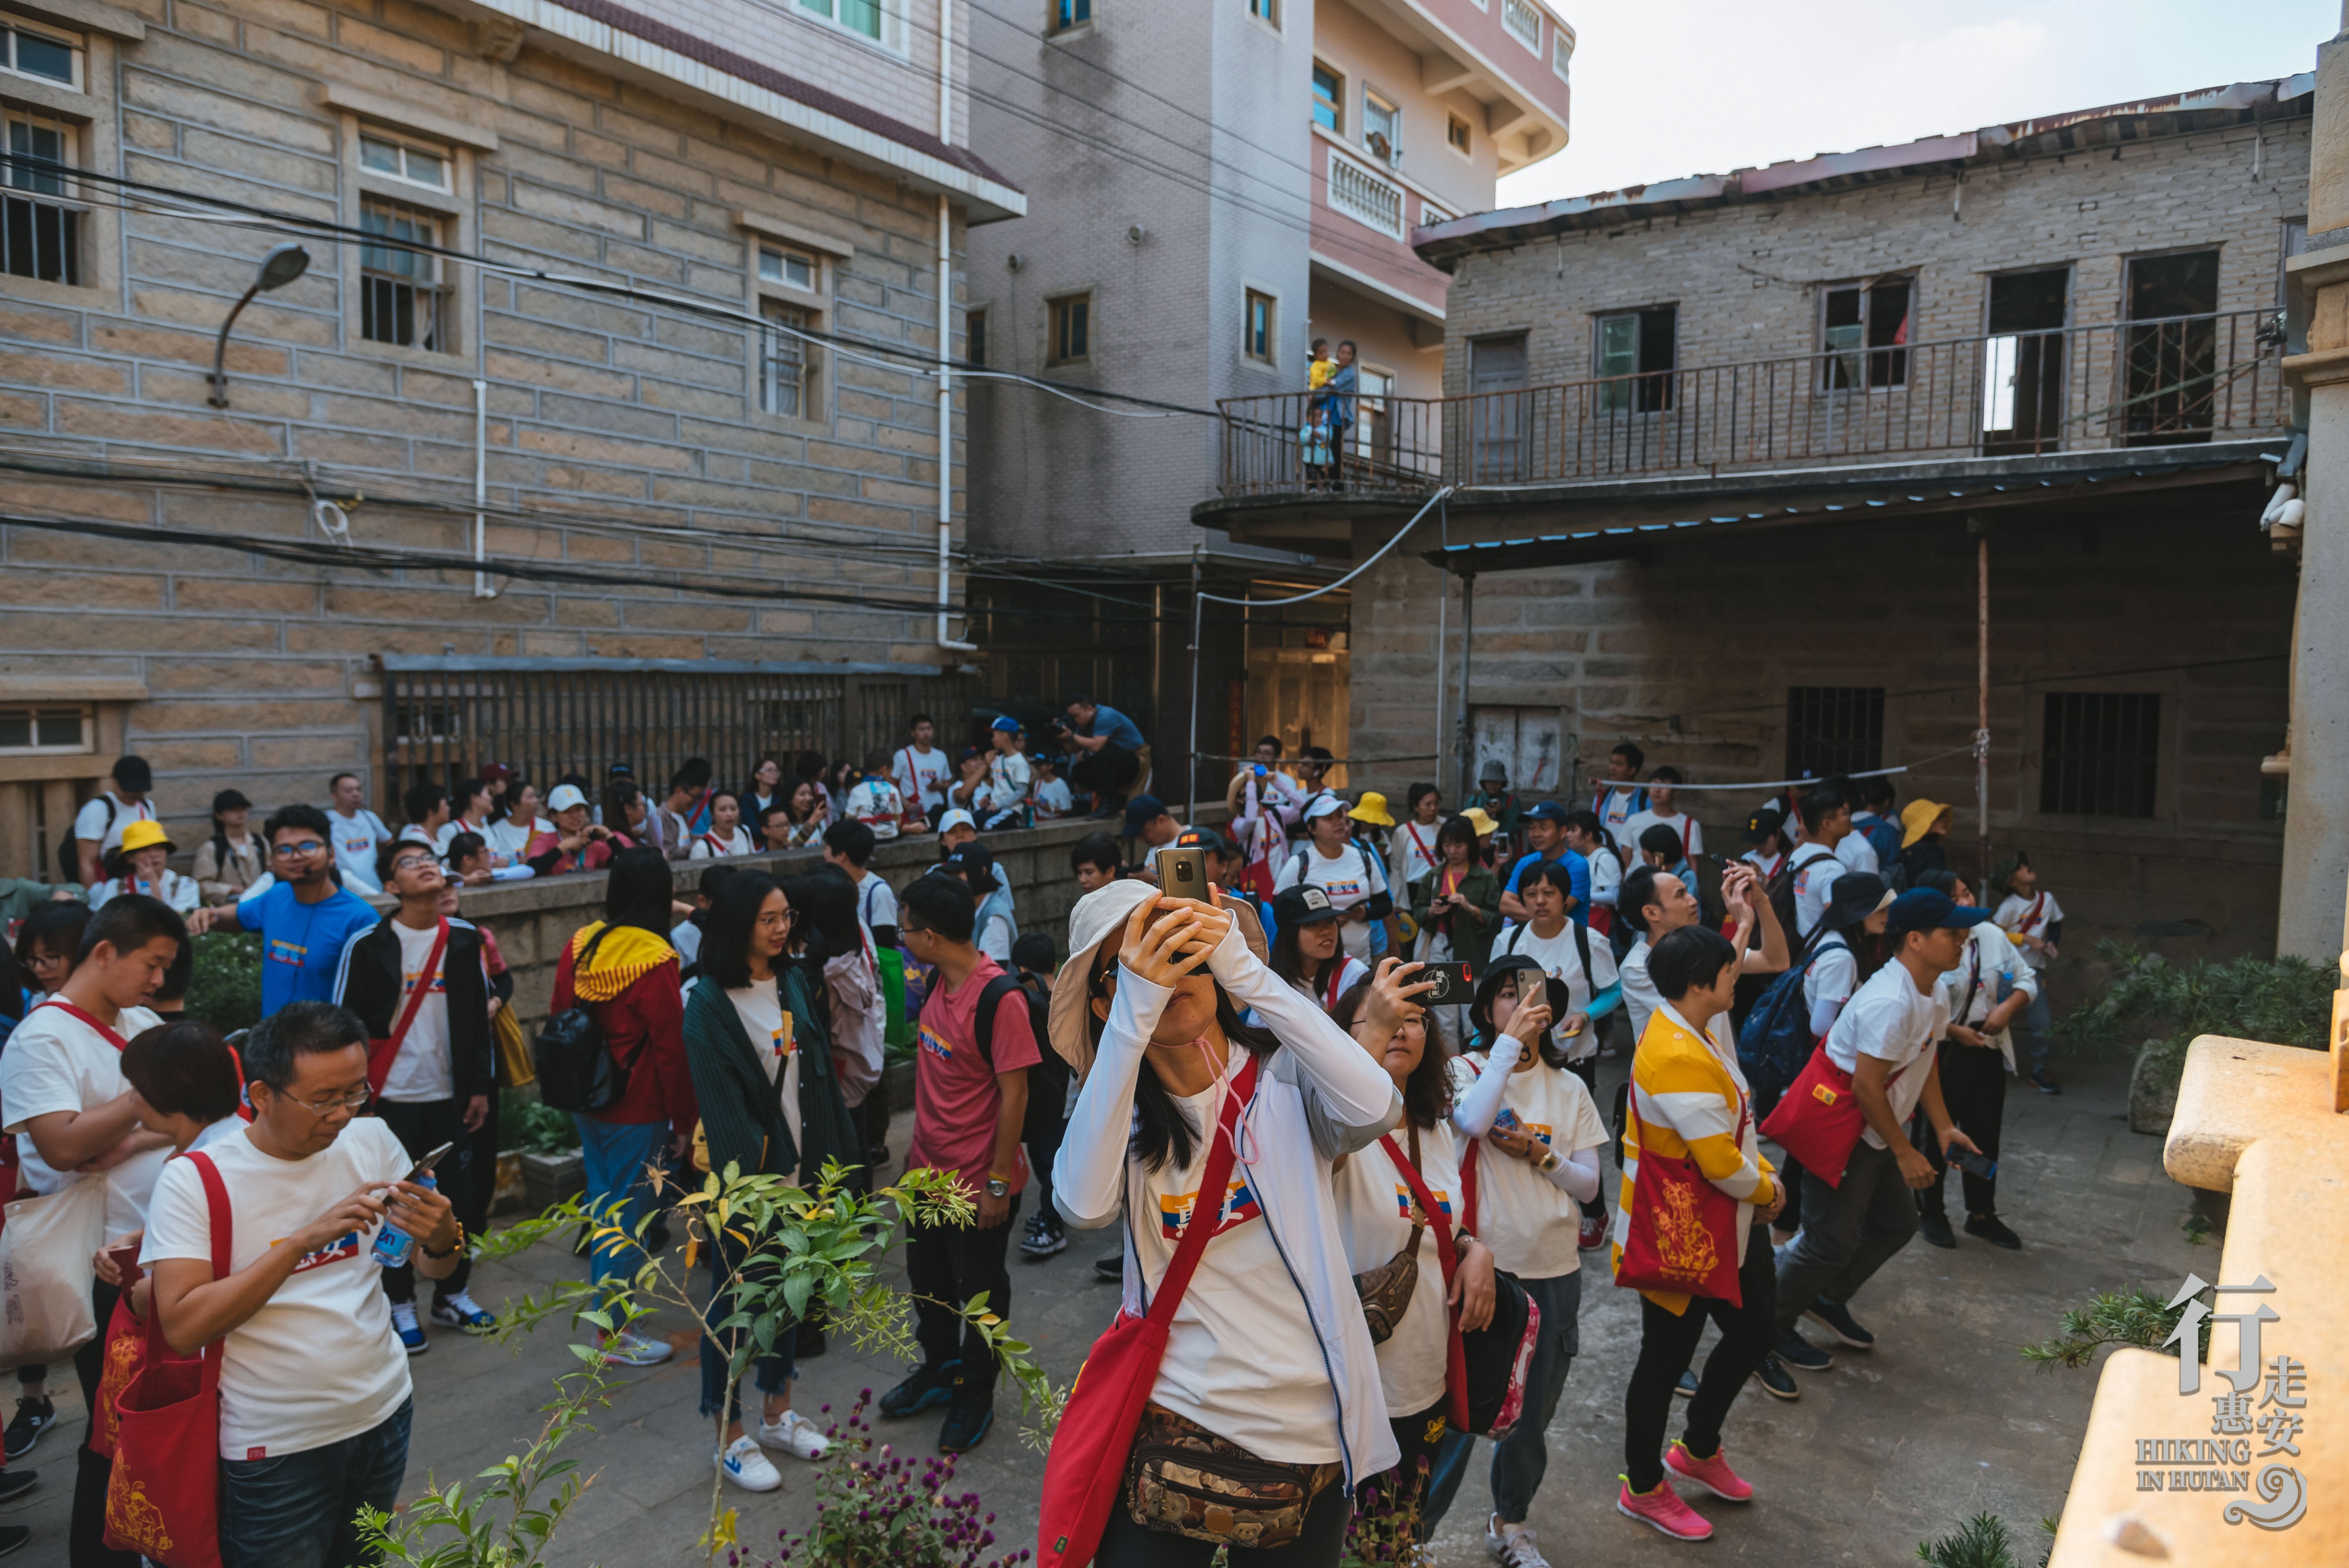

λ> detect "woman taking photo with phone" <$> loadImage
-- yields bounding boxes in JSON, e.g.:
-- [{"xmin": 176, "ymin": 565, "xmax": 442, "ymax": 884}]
[
  {"xmin": 1267, "ymin": 883, "xmax": 1368, "ymax": 1015},
  {"xmin": 1408, "ymin": 815, "xmax": 1499, "ymax": 1051},
  {"xmin": 1045, "ymin": 881, "xmax": 1405, "ymax": 1566}
]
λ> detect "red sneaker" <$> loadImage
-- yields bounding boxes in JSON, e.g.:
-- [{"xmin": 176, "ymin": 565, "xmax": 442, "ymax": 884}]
[
  {"xmin": 1665, "ymin": 1440, "xmax": 1754, "ymax": 1502},
  {"xmin": 1617, "ymin": 1476, "xmax": 1713, "ymax": 1540},
  {"xmin": 1578, "ymin": 1212, "xmax": 1608, "ymax": 1250}
]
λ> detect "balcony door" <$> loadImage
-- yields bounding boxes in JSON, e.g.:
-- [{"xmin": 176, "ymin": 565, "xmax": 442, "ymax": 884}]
[
  {"xmin": 1981, "ymin": 268, "xmax": 2068, "ymax": 455},
  {"xmin": 2123, "ymin": 250, "xmax": 2220, "ymax": 446},
  {"xmin": 1468, "ymin": 333, "xmax": 1528, "ymax": 482}
]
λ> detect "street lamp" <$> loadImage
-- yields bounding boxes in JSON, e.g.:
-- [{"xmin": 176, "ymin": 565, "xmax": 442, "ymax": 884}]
[{"xmin": 207, "ymin": 243, "xmax": 310, "ymax": 409}]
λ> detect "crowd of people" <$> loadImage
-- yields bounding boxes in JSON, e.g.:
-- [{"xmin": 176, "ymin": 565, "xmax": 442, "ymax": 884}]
[{"xmin": 0, "ymin": 721, "xmax": 2072, "ymax": 1566}]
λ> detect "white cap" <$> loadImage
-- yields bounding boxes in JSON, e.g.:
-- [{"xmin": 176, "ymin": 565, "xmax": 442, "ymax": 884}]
[
  {"xmin": 937, "ymin": 807, "xmax": 977, "ymax": 834},
  {"xmin": 547, "ymin": 783, "xmax": 589, "ymax": 814},
  {"xmin": 1303, "ymin": 794, "xmax": 1348, "ymax": 821}
]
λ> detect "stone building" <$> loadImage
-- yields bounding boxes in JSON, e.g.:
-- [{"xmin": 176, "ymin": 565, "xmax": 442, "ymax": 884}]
[
  {"xmin": 1200, "ymin": 77, "xmax": 2310, "ymax": 970},
  {"xmin": 0, "ymin": 0, "xmax": 1021, "ymax": 876}
]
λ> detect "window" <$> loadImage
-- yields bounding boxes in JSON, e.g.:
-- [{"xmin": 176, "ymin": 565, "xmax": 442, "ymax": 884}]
[
  {"xmin": 1248, "ymin": 0, "xmax": 1278, "ymax": 25},
  {"xmin": 1500, "ymin": 0, "xmax": 1542, "ymax": 53},
  {"xmin": 359, "ymin": 198, "xmax": 446, "ymax": 350},
  {"xmin": 1595, "ymin": 304, "xmax": 1675, "ymax": 413},
  {"xmin": 759, "ymin": 298, "xmax": 812, "ymax": 418},
  {"xmin": 1785, "ymin": 688, "xmax": 1884, "ymax": 779},
  {"xmin": 1354, "ymin": 365, "xmax": 1392, "ymax": 462},
  {"xmin": 0, "ymin": 706, "xmax": 88, "ymax": 755},
  {"xmin": 1362, "ymin": 90, "xmax": 1400, "ymax": 166},
  {"xmin": 966, "ymin": 307, "xmax": 986, "ymax": 366},
  {"xmin": 1981, "ymin": 267, "xmax": 2068, "ymax": 453},
  {"xmin": 758, "ymin": 244, "xmax": 818, "ymax": 291},
  {"xmin": 1243, "ymin": 289, "xmax": 1274, "ymax": 363},
  {"xmin": 800, "ymin": 0, "xmax": 902, "ymax": 46},
  {"xmin": 358, "ymin": 133, "xmax": 448, "ymax": 192},
  {"xmin": 2, "ymin": 111, "xmax": 78, "ymax": 284},
  {"xmin": 1552, "ymin": 29, "xmax": 1573, "ymax": 81},
  {"xmin": 1820, "ymin": 275, "xmax": 1911, "ymax": 389},
  {"xmin": 0, "ymin": 18, "xmax": 79, "ymax": 88},
  {"xmin": 1327, "ymin": 152, "xmax": 1404, "ymax": 239},
  {"xmin": 1048, "ymin": 293, "xmax": 1091, "ymax": 366},
  {"xmin": 2124, "ymin": 249, "xmax": 2221, "ymax": 446},
  {"xmin": 1049, "ymin": 0, "xmax": 1091, "ymax": 29},
  {"xmin": 2041, "ymin": 692, "xmax": 2160, "ymax": 817},
  {"xmin": 1312, "ymin": 62, "xmax": 1342, "ymax": 133},
  {"xmin": 1446, "ymin": 113, "xmax": 1472, "ymax": 156}
]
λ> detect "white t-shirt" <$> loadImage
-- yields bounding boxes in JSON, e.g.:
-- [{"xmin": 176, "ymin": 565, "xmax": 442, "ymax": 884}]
[
  {"xmin": 90, "ymin": 869, "xmax": 202, "ymax": 914},
  {"xmin": 845, "ymin": 778, "xmax": 903, "ymax": 840},
  {"xmin": 1789, "ymin": 846, "xmax": 1843, "ymax": 940},
  {"xmin": 982, "ymin": 751, "xmax": 1032, "ymax": 817},
  {"xmin": 1493, "ymin": 920, "xmax": 1618, "ymax": 1061},
  {"xmin": 1142, "ymin": 1070, "xmax": 1342, "ymax": 1464},
  {"xmin": 689, "ymin": 826, "xmax": 756, "ymax": 860},
  {"xmin": 1445, "ymin": 1053, "xmax": 1607, "ymax": 1280},
  {"xmin": 0, "ymin": 1002, "xmax": 169, "ymax": 1239},
  {"xmin": 381, "ymin": 920, "xmax": 453, "ymax": 1103},
  {"xmin": 1621, "ymin": 809, "xmax": 1702, "ymax": 866},
  {"xmin": 1591, "ymin": 785, "xmax": 1644, "ymax": 847},
  {"xmin": 1835, "ymin": 832, "xmax": 1880, "ymax": 876},
  {"xmin": 1583, "ymin": 843, "xmax": 1621, "ymax": 907},
  {"xmin": 1803, "ymin": 934, "xmax": 1860, "ymax": 1020},
  {"xmin": 857, "ymin": 871, "xmax": 898, "ymax": 934},
  {"xmin": 1620, "ymin": 936, "xmax": 1661, "ymax": 1045},
  {"xmin": 327, "ymin": 807, "xmax": 392, "ymax": 894},
  {"xmin": 73, "ymin": 791, "xmax": 155, "ymax": 860},
  {"xmin": 1031, "ymin": 776, "xmax": 1075, "ymax": 819},
  {"xmin": 1285, "ymin": 954, "xmax": 1369, "ymax": 1014},
  {"xmin": 726, "ymin": 977, "xmax": 801, "ymax": 1176},
  {"xmin": 484, "ymin": 816, "xmax": 545, "ymax": 863},
  {"xmin": 142, "ymin": 1119, "xmax": 413, "ymax": 1460},
  {"xmin": 1273, "ymin": 842, "xmax": 1389, "ymax": 961},
  {"xmin": 895, "ymin": 745, "xmax": 953, "ymax": 816},
  {"xmin": 1994, "ymin": 891, "xmax": 2065, "ymax": 972},
  {"xmin": 1823, "ymin": 960, "xmax": 1950, "ymax": 1149},
  {"xmin": 1392, "ymin": 820, "xmax": 1444, "ymax": 890},
  {"xmin": 1332, "ymin": 1121, "xmax": 1463, "ymax": 1416},
  {"xmin": 1741, "ymin": 849, "xmax": 1786, "ymax": 881}
]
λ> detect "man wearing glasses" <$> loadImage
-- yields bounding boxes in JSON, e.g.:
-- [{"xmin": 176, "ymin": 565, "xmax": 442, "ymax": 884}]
[{"xmin": 189, "ymin": 806, "xmax": 381, "ymax": 1019}]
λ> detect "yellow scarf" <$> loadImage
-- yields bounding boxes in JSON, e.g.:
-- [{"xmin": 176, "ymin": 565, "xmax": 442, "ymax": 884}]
[{"xmin": 569, "ymin": 921, "xmax": 677, "ymax": 1002}]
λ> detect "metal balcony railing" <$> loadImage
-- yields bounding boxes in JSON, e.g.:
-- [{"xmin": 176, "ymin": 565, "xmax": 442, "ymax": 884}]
[{"xmin": 1216, "ymin": 310, "xmax": 2287, "ymax": 497}]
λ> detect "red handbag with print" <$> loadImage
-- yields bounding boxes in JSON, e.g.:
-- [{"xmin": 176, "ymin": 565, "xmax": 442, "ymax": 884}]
[
  {"xmin": 1758, "ymin": 1042, "xmax": 1870, "ymax": 1188},
  {"xmin": 1613, "ymin": 1099, "xmax": 1745, "ymax": 1307}
]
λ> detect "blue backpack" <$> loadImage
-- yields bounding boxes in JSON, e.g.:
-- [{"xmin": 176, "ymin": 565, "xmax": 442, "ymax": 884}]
[{"xmin": 1736, "ymin": 940, "xmax": 1836, "ymax": 1102}]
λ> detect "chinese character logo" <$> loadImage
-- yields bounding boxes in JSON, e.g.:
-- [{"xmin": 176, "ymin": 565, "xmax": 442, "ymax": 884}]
[{"xmin": 2159, "ymin": 1273, "xmax": 2306, "ymax": 1532}]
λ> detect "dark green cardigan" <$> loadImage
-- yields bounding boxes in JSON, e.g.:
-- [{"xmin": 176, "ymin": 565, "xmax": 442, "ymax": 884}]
[
  {"xmin": 1409, "ymin": 862, "xmax": 1504, "ymax": 973},
  {"xmin": 681, "ymin": 962, "xmax": 861, "ymax": 1187}
]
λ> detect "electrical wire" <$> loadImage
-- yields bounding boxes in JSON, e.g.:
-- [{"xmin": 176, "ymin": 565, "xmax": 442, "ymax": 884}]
[{"xmin": 1199, "ymin": 487, "xmax": 1453, "ymax": 606}]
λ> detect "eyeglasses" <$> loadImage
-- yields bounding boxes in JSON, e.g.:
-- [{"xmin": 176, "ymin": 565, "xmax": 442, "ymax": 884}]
[
  {"xmin": 278, "ymin": 1083, "xmax": 371, "ymax": 1116},
  {"xmin": 271, "ymin": 840, "xmax": 327, "ymax": 858},
  {"xmin": 389, "ymin": 854, "xmax": 435, "ymax": 873}
]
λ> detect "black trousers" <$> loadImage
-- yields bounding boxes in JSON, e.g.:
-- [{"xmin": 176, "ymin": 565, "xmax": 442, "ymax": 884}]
[
  {"xmin": 1027, "ymin": 1113, "xmax": 1069, "ymax": 1230},
  {"xmin": 1068, "ymin": 745, "xmax": 1140, "ymax": 804},
  {"xmin": 1623, "ymin": 1223, "xmax": 1777, "ymax": 1493},
  {"xmin": 1919, "ymin": 1039, "xmax": 2007, "ymax": 1217},
  {"xmin": 73, "ymin": 1275, "xmax": 136, "ymax": 1568},
  {"xmin": 374, "ymin": 1098, "xmax": 483, "ymax": 1301},
  {"xmin": 905, "ymin": 1195, "xmax": 1018, "ymax": 1395},
  {"xmin": 1359, "ymin": 1397, "xmax": 1451, "ymax": 1538}
]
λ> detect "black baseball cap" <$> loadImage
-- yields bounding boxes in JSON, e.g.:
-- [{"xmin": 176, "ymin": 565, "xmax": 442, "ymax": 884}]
[{"xmin": 1273, "ymin": 884, "xmax": 1341, "ymax": 927}]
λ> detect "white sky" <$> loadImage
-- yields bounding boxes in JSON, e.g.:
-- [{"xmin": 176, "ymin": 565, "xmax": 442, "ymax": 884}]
[{"xmin": 1499, "ymin": 0, "xmax": 2341, "ymax": 211}]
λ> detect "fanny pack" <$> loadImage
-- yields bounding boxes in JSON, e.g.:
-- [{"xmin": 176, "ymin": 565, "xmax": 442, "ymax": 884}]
[
  {"xmin": 1126, "ymin": 1404, "xmax": 1341, "ymax": 1550},
  {"xmin": 1350, "ymin": 1121, "xmax": 1426, "ymax": 1345}
]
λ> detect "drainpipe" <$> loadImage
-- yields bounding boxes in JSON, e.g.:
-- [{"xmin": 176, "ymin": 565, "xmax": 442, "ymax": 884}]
[
  {"xmin": 935, "ymin": 192, "xmax": 974, "ymax": 654},
  {"xmin": 471, "ymin": 378, "xmax": 494, "ymax": 598}
]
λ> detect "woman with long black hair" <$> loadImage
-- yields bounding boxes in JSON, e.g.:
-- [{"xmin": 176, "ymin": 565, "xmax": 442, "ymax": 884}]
[
  {"xmin": 1266, "ymin": 883, "xmax": 1367, "ymax": 1013},
  {"xmin": 1049, "ymin": 881, "xmax": 1405, "ymax": 1566},
  {"xmin": 682, "ymin": 869, "xmax": 860, "ymax": 1491}
]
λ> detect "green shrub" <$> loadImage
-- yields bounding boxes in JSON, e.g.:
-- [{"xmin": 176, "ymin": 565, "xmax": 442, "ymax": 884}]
[
  {"xmin": 184, "ymin": 931, "xmax": 263, "ymax": 1036},
  {"xmin": 499, "ymin": 1088, "xmax": 579, "ymax": 1155},
  {"xmin": 2058, "ymin": 941, "xmax": 2334, "ymax": 1098}
]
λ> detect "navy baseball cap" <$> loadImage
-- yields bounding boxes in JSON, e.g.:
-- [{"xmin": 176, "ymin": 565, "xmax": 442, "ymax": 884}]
[
  {"xmin": 1886, "ymin": 887, "xmax": 1991, "ymax": 937},
  {"xmin": 1522, "ymin": 800, "xmax": 1568, "ymax": 824},
  {"xmin": 1122, "ymin": 794, "xmax": 1169, "ymax": 836}
]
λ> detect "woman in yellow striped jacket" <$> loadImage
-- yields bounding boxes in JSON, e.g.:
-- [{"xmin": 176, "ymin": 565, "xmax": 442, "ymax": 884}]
[{"xmin": 1610, "ymin": 926, "xmax": 1785, "ymax": 1543}]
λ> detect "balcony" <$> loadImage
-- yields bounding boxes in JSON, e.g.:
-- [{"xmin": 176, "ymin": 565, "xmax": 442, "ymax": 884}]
[{"xmin": 1216, "ymin": 310, "xmax": 2288, "ymax": 497}]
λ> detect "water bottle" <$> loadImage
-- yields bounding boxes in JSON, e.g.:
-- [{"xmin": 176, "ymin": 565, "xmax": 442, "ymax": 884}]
[{"xmin": 370, "ymin": 1175, "xmax": 436, "ymax": 1269}]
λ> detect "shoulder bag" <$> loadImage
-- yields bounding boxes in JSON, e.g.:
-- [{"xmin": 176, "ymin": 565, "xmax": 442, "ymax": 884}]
[
  {"xmin": 1616, "ymin": 1093, "xmax": 1747, "ymax": 1304},
  {"xmin": 1348, "ymin": 1122, "xmax": 1424, "ymax": 1345},
  {"xmin": 533, "ymin": 927, "xmax": 628, "ymax": 1114}
]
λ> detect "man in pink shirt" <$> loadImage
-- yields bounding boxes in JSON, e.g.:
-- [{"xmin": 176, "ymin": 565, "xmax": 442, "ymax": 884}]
[{"xmin": 883, "ymin": 873, "xmax": 1036, "ymax": 1453}]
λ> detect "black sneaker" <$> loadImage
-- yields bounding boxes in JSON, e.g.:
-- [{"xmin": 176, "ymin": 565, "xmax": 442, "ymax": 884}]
[
  {"xmin": 879, "ymin": 1360, "xmax": 962, "ymax": 1418},
  {"xmin": 2028, "ymin": 1071, "xmax": 2061, "ymax": 1095},
  {"xmin": 1805, "ymin": 1296, "xmax": 1875, "ymax": 1350},
  {"xmin": 1672, "ymin": 1371, "xmax": 1698, "ymax": 1399},
  {"xmin": 1965, "ymin": 1212, "xmax": 2023, "ymax": 1250},
  {"xmin": 0, "ymin": 1525, "xmax": 25, "ymax": 1557},
  {"xmin": 938, "ymin": 1385, "xmax": 995, "ymax": 1453},
  {"xmin": 1751, "ymin": 1354, "xmax": 1801, "ymax": 1402},
  {"xmin": 0, "ymin": 1470, "xmax": 34, "ymax": 1506},
  {"xmin": 3, "ymin": 1397, "xmax": 53, "ymax": 1461},
  {"xmin": 1917, "ymin": 1209, "xmax": 1957, "ymax": 1250},
  {"xmin": 1093, "ymin": 1249, "xmax": 1123, "ymax": 1282},
  {"xmin": 1019, "ymin": 1210, "xmax": 1067, "ymax": 1260},
  {"xmin": 1773, "ymin": 1331, "xmax": 1832, "ymax": 1373}
]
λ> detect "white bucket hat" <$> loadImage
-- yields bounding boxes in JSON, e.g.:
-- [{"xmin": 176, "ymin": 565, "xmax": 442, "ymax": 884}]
[{"xmin": 1048, "ymin": 882, "xmax": 1268, "ymax": 1079}]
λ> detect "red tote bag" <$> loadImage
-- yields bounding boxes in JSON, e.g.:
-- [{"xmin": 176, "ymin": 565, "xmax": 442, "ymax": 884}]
[
  {"xmin": 104, "ymin": 1150, "xmax": 230, "ymax": 1568},
  {"xmin": 1613, "ymin": 1100, "xmax": 1745, "ymax": 1307},
  {"xmin": 1036, "ymin": 1056, "xmax": 1260, "ymax": 1568},
  {"xmin": 1758, "ymin": 1042, "xmax": 1869, "ymax": 1189}
]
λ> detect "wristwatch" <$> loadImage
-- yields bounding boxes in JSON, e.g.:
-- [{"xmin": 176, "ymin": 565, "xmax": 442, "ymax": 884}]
[
  {"xmin": 1536, "ymin": 1149, "xmax": 1560, "ymax": 1175},
  {"xmin": 984, "ymin": 1177, "xmax": 1011, "ymax": 1199}
]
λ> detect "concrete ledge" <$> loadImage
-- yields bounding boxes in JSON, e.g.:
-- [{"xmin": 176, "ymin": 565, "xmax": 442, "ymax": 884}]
[{"xmin": 2163, "ymin": 1035, "xmax": 2335, "ymax": 1192}]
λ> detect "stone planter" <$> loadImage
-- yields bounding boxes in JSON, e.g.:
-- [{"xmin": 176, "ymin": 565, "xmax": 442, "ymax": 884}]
[
  {"xmin": 491, "ymin": 1150, "xmax": 527, "ymax": 1215},
  {"xmin": 884, "ymin": 1056, "xmax": 916, "ymax": 1109},
  {"xmin": 2128, "ymin": 1039, "xmax": 2182, "ymax": 1136},
  {"xmin": 519, "ymin": 1149, "xmax": 585, "ymax": 1212}
]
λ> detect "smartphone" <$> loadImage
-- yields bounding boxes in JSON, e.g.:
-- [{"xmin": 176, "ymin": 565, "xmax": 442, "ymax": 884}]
[
  {"xmin": 1159, "ymin": 846, "xmax": 1211, "ymax": 900},
  {"xmin": 106, "ymin": 1242, "xmax": 144, "ymax": 1289},
  {"xmin": 1948, "ymin": 1146, "xmax": 1999, "ymax": 1181},
  {"xmin": 401, "ymin": 1140, "xmax": 458, "ymax": 1185},
  {"xmin": 1421, "ymin": 963, "xmax": 1472, "ymax": 1005}
]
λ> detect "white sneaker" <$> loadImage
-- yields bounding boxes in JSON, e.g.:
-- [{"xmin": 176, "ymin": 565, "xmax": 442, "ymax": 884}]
[
  {"xmin": 389, "ymin": 1301, "xmax": 428, "ymax": 1356},
  {"xmin": 756, "ymin": 1408, "xmax": 829, "ymax": 1461},
  {"xmin": 597, "ymin": 1330, "xmax": 673, "ymax": 1367},
  {"xmin": 1487, "ymin": 1517, "xmax": 1551, "ymax": 1568},
  {"xmin": 716, "ymin": 1434, "xmax": 782, "ymax": 1492}
]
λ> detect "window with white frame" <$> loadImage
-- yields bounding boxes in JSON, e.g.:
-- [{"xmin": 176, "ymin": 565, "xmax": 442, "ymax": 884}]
[
  {"xmin": 0, "ymin": 705, "xmax": 88, "ymax": 755},
  {"xmin": 799, "ymin": 0, "xmax": 905, "ymax": 49},
  {"xmin": 359, "ymin": 198, "xmax": 447, "ymax": 350},
  {"xmin": 1048, "ymin": 0, "xmax": 1091, "ymax": 31},
  {"xmin": 1501, "ymin": 0, "xmax": 1542, "ymax": 53},
  {"xmin": 1553, "ymin": 29, "xmax": 1573, "ymax": 80},
  {"xmin": 758, "ymin": 243, "xmax": 819, "ymax": 292},
  {"xmin": 759, "ymin": 298, "xmax": 813, "ymax": 418},
  {"xmin": 2, "ymin": 109, "xmax": 79, "ymax": 284},
  {"xmin": 0, "ymin": 16, "xmax": 79, "ymax": 89},
  {"xmin": 1311, "ymin": 61, "xmax": 1343, "ymax": 134},
  {"xmin": 1247, "ymin": 0, "xmax": 1278, "ymax": 26},
  {"xmin": 359, "ymin": 133, "xmax": 449, "ymax": 192},
  {"xmin": 1243, "ymin": 288, "xmax": 1274, "ymax": 364},
  {"xmin": 1362, "ymin": 90, "xmax": 1400, "ymax": 167}
]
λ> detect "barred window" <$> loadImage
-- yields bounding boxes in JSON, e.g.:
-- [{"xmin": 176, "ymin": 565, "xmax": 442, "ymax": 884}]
[
  {"xmin": 359, "ymin": 198, "xmax": 445, "ymax": 350},
  {"xmin": 759, "ymin": 297, "xmax": 812, "ymax": 418},
  {"xmin": 1786, "ymin": 687, "xmax": 1884, "ymax": 780},
  {"xmin": 2, "ymin": 111, "xmax": 79, "ymax": 284},
  {"xmin": 2041, "ymin": 692, "xmax": 2160, "ymax": 817}
]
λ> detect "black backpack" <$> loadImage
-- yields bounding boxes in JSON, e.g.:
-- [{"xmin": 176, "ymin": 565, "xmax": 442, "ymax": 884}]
[
  {"xmin": 1736, "ymin": 939, "xmax": 1835, "ymax": 1105},
  {"xmin": 60, "ymin": 795, "xmax": 113, "ymax": 883},
  {"xmin": 534, "ymin": 927, "xmax": 629, "ymax": 1113},
  {"xmin": 977, "ymin": 971, "xmax": 1069, "ymax": 1147}
]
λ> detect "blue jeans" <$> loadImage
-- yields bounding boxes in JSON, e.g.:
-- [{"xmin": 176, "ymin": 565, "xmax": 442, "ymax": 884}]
[
  {"xmin": 2018, "ymin": 987, "xmax": 2054, "ymax": 1074},
  {"xmin": 219, "ymin": 1397, "xmax": 412, "ymax": 1568},
  {"xmin": 1423, "ymin": 1269, "xmax": 1581, "ymax": 1527},
  {"xmin": 699, "ymin": 1231, "xmax": 796, "ymax": 1423},
  {"xmin": 577, "ymin": 1115, "xmax": 671, "ymax": 1294}
]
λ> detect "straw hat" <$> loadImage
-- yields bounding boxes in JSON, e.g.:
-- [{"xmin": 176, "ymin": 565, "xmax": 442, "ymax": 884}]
[
  {"xmin": 1899, "ymin": 798, "xmax": 1953, "ymax": 848},
  {"xmin": 1047, "ymin": 881, "xmax": 1268, "ymax": 1079}
]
